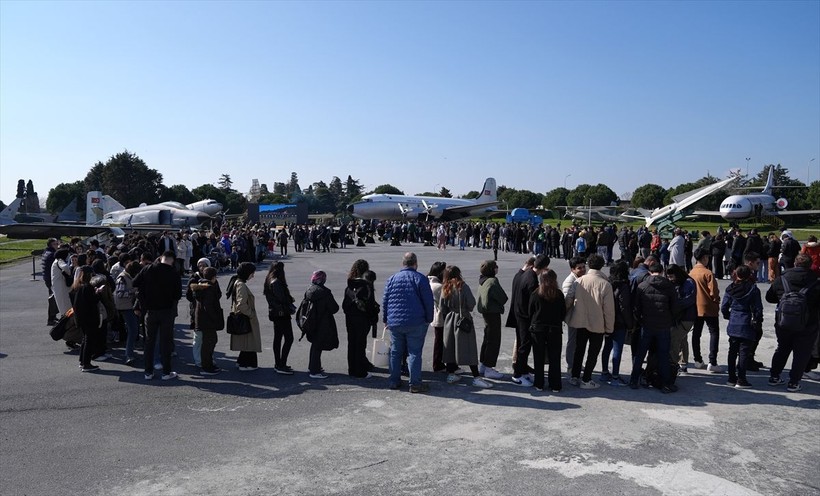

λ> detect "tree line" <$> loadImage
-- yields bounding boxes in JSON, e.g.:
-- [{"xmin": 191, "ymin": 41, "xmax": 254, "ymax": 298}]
[{"xmin": 38, "ymin": 151, "xmax": 820, "ymax": 217}]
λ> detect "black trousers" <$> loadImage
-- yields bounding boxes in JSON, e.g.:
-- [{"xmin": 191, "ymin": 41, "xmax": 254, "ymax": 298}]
[
  {"xmin": 144, "ymin": 308, "xmax": 175, "ymax": 374},
  {"xmin": 47, "ymin": 288, "xmax": 58, "ymax": 322},
  {"xmin": 309, "ymin": 342, "xmax": 323, "ymax": 374},
  {"xmin": 746, "ymin": 322, "xmax": 764, "ymax": 365},
  {"xmin": 79, "ymin": 324, "xmax": 105, "ymax": 367},
  {"xmin": 347, "ymin": 325, "xmax": 370, "ymax": 377},
  {"xmin": 513, "ymin": 319, "xmax": 533, "ymax": 377},
  {"xmin": 727, "ymin": 336, "xmax": 752, "ymax": 383},
  {"xmin": 432, "ymin": 326, "xmax": 444, "ymax": 371},
  {"xmin": 237, "ymin": 351, "xmax": 258, "ymax": 368},
  {"xmin": 571, "ymin": 328, "xmax": 604, "ymax": 382},
  {"xmin": 771, "ymin": 326, "xmax": 818, "ymax": 385},
  {"xmin": 201, "ymin": 329, "xmax": 218, "ymax": 370},
  {"xmin": 531, "ymin": 331, "xmax": 562, "ymax": 390},
  {"xmin": 479, "ymin": 313, "xmax": 502, "ymax": 368},
  {"xmin": 692, "ymin": 316, "xmax": 720, "ymax": 365},
  {"xmin": 272, "ymin": 317, "xmax": 294, "ymax": 368}
]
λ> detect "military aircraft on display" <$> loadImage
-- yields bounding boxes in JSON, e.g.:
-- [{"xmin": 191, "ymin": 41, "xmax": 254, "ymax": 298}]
[
  {"xmin": 621, "ymin": 173, "xmax": 742, "ymax": 232},
  {"xmin": 558, "ymin": 204, "xmax": 629, "ymax": 224},
  {"xmin": 347, "ymin": 178, "xmax": 499, "ymax": 221},
  {"xmin": 694, "ymin": 165, "xmax": 820, "ymax": 221},
  {"xmin": 0, "ymin": 192, "xmax": 222, "ymax": 239}
]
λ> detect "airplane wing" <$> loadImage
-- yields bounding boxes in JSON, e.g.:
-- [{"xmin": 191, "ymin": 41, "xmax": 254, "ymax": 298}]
[
  {"xmin": 692, "ymin": 210, "xmax": 722, "ymax": 217},
  {"xmin": 772, "ymin": 210, "xmax": 820, "ymax": 216},
  {"xmin": 672, "ymin": 175, "xmax": 740, "ymax": 209},
  {"xmin": 0, "ymin": 223, "xmax": 115, "ymax": 240},
  {"xmin": 442, "ymin": 201, "xmax": 500, "ymax": 215}
]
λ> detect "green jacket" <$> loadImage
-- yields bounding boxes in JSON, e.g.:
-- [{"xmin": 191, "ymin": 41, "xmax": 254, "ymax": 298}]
[{"xmin": 477, "ymin": 276, "xmax": 508, "ymax": 315}]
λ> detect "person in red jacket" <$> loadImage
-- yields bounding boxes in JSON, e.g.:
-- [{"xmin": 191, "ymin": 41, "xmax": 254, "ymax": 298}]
[{"xmin": 801, "ymin": 235, "xmax": 820, "ymax": 276}]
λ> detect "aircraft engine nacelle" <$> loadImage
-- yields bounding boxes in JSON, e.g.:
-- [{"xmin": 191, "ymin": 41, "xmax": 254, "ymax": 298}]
[{"xmin": 776, "ymin": 198, "xmax": 788, "ymax": 210}]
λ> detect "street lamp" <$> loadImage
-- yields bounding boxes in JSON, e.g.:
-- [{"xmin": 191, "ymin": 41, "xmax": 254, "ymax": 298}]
[
  {"xmin": 564, "ymin": 174, "xmax": 571, "ymax": 189},
  {"xmin": 809, "ymin": 158, "xmax": 816, "ymax": 184},
  {"xmin": 745, "ymin": 157, "xmax": 751, "ymax": 177}
]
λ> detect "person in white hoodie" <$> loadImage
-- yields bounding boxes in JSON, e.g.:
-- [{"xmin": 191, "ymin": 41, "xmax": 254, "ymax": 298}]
[{"xmin": 562, "ymin": 256, "xmax": 586, "ymax": 374}]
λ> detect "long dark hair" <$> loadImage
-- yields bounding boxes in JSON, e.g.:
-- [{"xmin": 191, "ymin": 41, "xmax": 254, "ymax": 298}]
[
  {"xmin": 609, "ymin": 260, "xmax": 630, "ymax": 284},
  {"xmin": 427, "ymin": 261, "xmax": 446, "ymax": 280},
  {"xmin": 536, "ymin": 269, "xmax": 560, "ymax": 300},
  {"xmin": 348, "ymin": 259, "xmax": 370, "ymax": 280},
  {"xmin": 265, "ymin": 261, "xmax": 287, "ymax": 292}
]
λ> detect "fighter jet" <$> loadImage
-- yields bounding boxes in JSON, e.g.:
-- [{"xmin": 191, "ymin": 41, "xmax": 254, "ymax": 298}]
[
  {"xmin": 347, "ymin": 178, "xmax": 499, "ymax": 221},
  {"xmin": 94, "ymin": 192, "xmax": 221, "ymax": 227}
]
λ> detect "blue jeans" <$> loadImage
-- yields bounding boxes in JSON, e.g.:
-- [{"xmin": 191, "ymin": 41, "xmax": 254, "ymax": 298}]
[
  {"xmin": 192, "ymin": 330, "xmax": 203, "ymax": 366},
  {"xmin": 630, "ymin": 327, "xmax": 672, "ymax": 386},
  {"xmin": 120, "ymin": 309, "xmax": 138, "ymax": 360},
  {"xmin": 389, "ymin": 324, "xmax": 428, "ymax": 386},
  {"xmin": 601, "ymin": 328, "xmax": 627, "ymax": 376}
]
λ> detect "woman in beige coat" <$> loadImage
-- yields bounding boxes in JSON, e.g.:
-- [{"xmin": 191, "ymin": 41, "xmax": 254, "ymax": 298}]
[{"xmin": 229, "ymin": 262, "xmax": 262, "ymax": 371}]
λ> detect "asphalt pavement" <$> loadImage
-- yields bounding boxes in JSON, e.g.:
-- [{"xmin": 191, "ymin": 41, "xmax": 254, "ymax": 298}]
[{"xmin": 1, "ymin": 241, "xmax": 818, "ymax": 496}]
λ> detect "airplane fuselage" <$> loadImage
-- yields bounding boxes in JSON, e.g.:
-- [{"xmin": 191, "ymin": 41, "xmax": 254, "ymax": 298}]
[
  {"xmin": 719, "ymin": 193, "xmax": 779, "ymax": 219},
  {"xmin": 350, "ymin": 195, "xmax": 491, "ymax": 220}
]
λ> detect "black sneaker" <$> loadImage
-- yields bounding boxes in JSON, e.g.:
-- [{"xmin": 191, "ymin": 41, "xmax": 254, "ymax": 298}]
[
  {"xmin": 201, "ymin": 368, "xmax": 221, "ymax": 376},
  {"xmin": 410, "ymin": 383, "xmax": 429, "ymax": 394},
  {"xmin": 274, "ymin": 366, "xmax": 294, "ymax": 375},
  {"xmin": 388, "ymin": 381, "xmax": 403, "ymax": 390},
  {"xmin": 786, "ymin": 383, "xmax": 802, "ymax": 392},
  {"xmin": 628, "ymin": 382, "xmax": 640, "ymax": 390},
  {"xmin": 768, "ymin": 376, "xmax": 786, "ymax": 386},
  {"xmin": 660, "ymin": 384, "xmax": 678, "ymax": 394}
]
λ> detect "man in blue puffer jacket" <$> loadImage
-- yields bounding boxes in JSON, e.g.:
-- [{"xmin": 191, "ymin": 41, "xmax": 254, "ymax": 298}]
[{"xmin": 383, "ymin": 252, "xmax": 434, "ymax": 393}]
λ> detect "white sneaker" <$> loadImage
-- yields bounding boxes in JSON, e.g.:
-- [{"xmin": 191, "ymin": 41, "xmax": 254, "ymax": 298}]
[
  {"xmin": 161, "ymin": 372, "xmax": 178, "ymax": 381},
  {"xmin": 92, "ymin": 354, "xmax": 111, "ymax": 362},
  {"xmin": 472, "ymin": 377, "xmax": 493, "ymax": 388},
  {"xmin": 483, "ymin": 367, "xmax": 504, "ymax": 380},
  {"xmin": 154, "ymin": 363, "xmax": 163, "ymax": 371},
  {"xmin": 478, "ymin": 363, "xmax": 486, "ymax": 375},
  {"xmin": 309, "ymin": 372, "xmax": 328, "ymax": 379},
  {"xmin": 446, "ymin": 373, "xmax": 461, "ymax": 384},
  {"xmin": 803, "ymin": 371, "xmax": 820, "ymax": 381},
  {"xmin": 569, "ymin": 377, "xmax": 580, "ymax": 386},
  {"xmin": 693, "ymin": 361, "xmax": 707, "ymax": 369},
  {"xmin": 707, "ymin": 364, "xmax": 724, "ymax": 373},
  {"xmin": 512, "ymin": 376, "xmax": 533, "ymax": 387},
  {"xmin": 580, "ymin": 380, "xmax": 600, "ymax": 389}
]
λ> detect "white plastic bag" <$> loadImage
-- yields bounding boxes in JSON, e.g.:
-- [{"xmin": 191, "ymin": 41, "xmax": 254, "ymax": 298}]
[{"xmin": 371, "ymin": 327, "xmax": 391, "ymax": 368}]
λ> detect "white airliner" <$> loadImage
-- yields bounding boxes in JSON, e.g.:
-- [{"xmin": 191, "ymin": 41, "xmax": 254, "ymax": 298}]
[
  {"xmin": 348, "ymin": 178, "xmax": 499, "ymax": 221},
  {"xmin": 695, "ymin": 165, "xmax": 820, "ymax": 220}
]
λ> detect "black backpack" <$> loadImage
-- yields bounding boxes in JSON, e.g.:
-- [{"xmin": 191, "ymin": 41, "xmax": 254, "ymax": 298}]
[
  {"xmin": 295, "ymin": 295, "xmax": 317, "ymax": 342},
  {"xmin": 775, "ymin": 277, "xmax": 818, "ymax": 333}
]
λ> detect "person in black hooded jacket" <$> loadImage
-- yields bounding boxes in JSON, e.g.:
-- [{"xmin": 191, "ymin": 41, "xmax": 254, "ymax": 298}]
[
  {"xmin": 264, "ymin": 262, "xmax": 296, "ymax": 374},
  {"xmin": 303, "ymin": 270, "xmax": 340, "ymax": 378},
  {"xmin": 343, "ymin": 260, "xmax": 379, "ymax": 378}
]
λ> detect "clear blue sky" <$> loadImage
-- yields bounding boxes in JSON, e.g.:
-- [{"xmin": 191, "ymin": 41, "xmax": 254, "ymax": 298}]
[{"xmin": 2, "ymin": 0, "xmax": 818, "ymax": 206}]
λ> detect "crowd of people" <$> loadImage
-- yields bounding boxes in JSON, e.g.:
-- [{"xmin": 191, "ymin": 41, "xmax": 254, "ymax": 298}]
[{"xmin": 38, "ymin": 219, "xmax": 820, "ymax": 395}]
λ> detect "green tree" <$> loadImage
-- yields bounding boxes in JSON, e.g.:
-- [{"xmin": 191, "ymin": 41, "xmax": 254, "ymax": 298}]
[
  {"xmin": 163, "ymin": 184, "xmax": 196, "ymax": 205},
  {"xmin": 373, "ymin": 184, "xmax": 404, "ymax": 195},
  {"xmin": 500, "ymin": 188, "xmax": 542, "ymax": 209},
  {"xmin": 16, "ymin": 179, "xmax": 24, "ymax": 198},
  {"xmin": 630, "ymin": 184, "xmax": 667, "ymax": 209},
  {"xmin": 542, "ymin": 187, "xmax": 569, "ymax": 208},
  {"xmin": 257, "ymin": 193, "xmax": 289, "ymax": 204},
  {"xmin": 328, "ymin": 176, "xmax": 344, "ymax": 212},
  {"xmin": 288, "ymin": 172, "xmax": 300, "ymax": 195},
  {"xmin": 439, "ymin": 187, "xmax": 452, "ymax": 198},
  {"xmin": 46, "ymin": 181, "xmax": 85, "ymax": 214},
  {"xmin": 313, "ymin": 186, "xmax": 336, "ymax": 213},
  {"xmin": 218, "ymin": 174, "xmax": 233, "ymax": 191},
  {"xmin": 806, "ymin": 181, "xmax": 820, "ymax": 209},
  {"xmin": 566, "ymin": 184, "xmax": 592, "ymax": 206},
  {"xmin": 273, "ymin": 182, "xmax": 288, "ymax": 195},
  {"xmin": 746, "ymin": 164, "xmax": 808, "ymax": 210},
  {"xmin": 344, "ymin": 175, "xmax": 363, "ymax": 203},
  {"xmin": 223, "ymin": 190, "xmax": 247, "ymax": 215},
  {"xmin": 191, "ymin": 184, "xmax": 227, "ymax": 209},
  {"xmin": 83, "ymin": 150, "xmax": 164, "ymax": 207},
  {"xmin": 260, "ymin": 183, "xmax": 269, "ymax": 195},
  {"xmin": 463, "ymin": 190, "xmax": 480, "ymax": 199},
  {"xmin": 26, "ymin": 180, "xmax": 35, "ymax": 196}
]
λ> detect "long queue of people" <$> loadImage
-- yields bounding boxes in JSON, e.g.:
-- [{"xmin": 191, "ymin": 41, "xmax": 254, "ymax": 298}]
[{"xmin": 40, "ymin": 225, "xmax": 820, "ymax": 395}]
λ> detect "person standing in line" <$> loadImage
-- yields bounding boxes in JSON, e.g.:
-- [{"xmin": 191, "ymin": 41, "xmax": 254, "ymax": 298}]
[
  {"xmin": 302, "ymin": 270, "xmax": 340, "ymax": 378},
  {"xmin": 227, "ymin": 262, "xmax": 262, "ymax": 372},
  {"xmin": 264, "ymin": 261, "xmax": 296, "ymax": 375},
  {"xmin": 43, "ymin": 238, "xmax": 60, "ymax": 325},
  {"xmin": 191, "ymin": 266, "xmax": 224, "ymax": 375},
  {"xmin": 505, "ymin": 256, "xmax": 535, "ymax": 371},
  {"xmin": 72, "ymin": 266, "xmax": 104, "ymax": 372},
  {"xmin": 666, "ymin": 264, "xmax": 696, "ymax": 375},
  {"xmin": 689, "ymin": 249, "xmax": 724, "ymax": 373},
  {"xmin": 186, "ymin": 258, "xmax": 212, "ymax": 368},
  {"xmin": 766, "ymin": 233, "xmax": 782, "ymax": 282},
  {"xmin": 511, "ymin": 254, "xmax": 551, "ymax": 387},
  {"xmin": 629, "ymin": 262, "xmax": 679, "ymax": 393},
  {"xmin": 441, "ymin": 266, "xmax": 493, "ymax": 388},
  {"xmin": 566, "ymin": 254, "xmax": 614, "ymax": 389},
  {"xmin": 114, "ymin": 261, "xmax": 142, "ymax": 366},
  {"xmin": 477, "ymin": 260, "xmax": 508, "ymax": 380},
  {"xmin": 766, "ymin": 253, "xmax": 820, "ymax": 392},
  {"xmin": 428, "ymin": 261, "xmax": 448, "ymax": 373},
  {"xmin": 721, "ymin": 265, "xmax": 763, "ymax": 389},
  {"xmin": 382, "ymin": 252, "xmax": 434, "ymax": 393},
  {"xmin": 562, "ymin": 256, "xmax": 587, "ymax": 374},
  {"xmin": 600, "ymin": 260, "xmax": 634, "ymax": 386},
  {"xmin": 343, "ymin": 260, "xmax": 379, "ymax": 379},
  {"xmin": 133, "ymin": 250, "xmax": 182, "ymax": 381},
  {"xmin": 528, "ymin": 269, "xmax": 565, "ymax": 392}
]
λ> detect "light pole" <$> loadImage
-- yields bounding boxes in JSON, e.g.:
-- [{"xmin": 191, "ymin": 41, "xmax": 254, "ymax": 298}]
[
  {"xmin": 809, "ymin": 158, "xmax": 816, "ymax": 184},
  {"xmin": 745, "ymin": 157, "xmax": 751, "ymax": 177},
  {"xmin": 564, "ymin": 174, "xmax": 571, "ymax": 189}
]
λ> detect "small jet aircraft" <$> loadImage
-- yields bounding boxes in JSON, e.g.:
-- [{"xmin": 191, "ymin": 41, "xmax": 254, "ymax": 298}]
[
  {"xmin": 347, "ymin": 178, "xmax": 499, "ymax": 221},
  {"xmin": 621, "ymin": 173, "xmax": 742, "ymax": 232},
  {"xmin": 694, "ymin": 165, "xmax": 820, "ymax": 221},
  {"xmin": 558, "ymin": 205, "xmax": 627, "ymax": 223},
  {"xmin": 94, "ymin": 192, "xmax": 222, "ymax": 227},
  {"xmin": 0, "ymin": 192, "xmax": 222, "ymax": 239}
]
